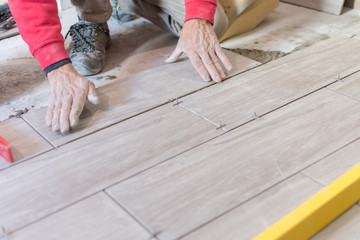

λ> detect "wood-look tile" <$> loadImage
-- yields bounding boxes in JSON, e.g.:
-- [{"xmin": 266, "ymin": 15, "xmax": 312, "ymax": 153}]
[
  {"xmin": 303, "ymin": 140, "xmax": 360, "ymax": 186},
  {"xmin": 281, "ymin": 0, "xmax": 344, "ymax": 15},
  {"xmin": 0, "ymin": 118, "xmax": 52, "ymax": 169},
  {"xmin": 0, "ymin": 103, "xmax": 220, "ymax": 231},
  {"xmin": 10, "ymin": 192, "xmax": 151, "ymax": 240},
  {"xmin": 22, "ymin": 50, "xmax": 258, "ymax": 147},
  {"xmin": 311, "ymin": 205, "xmax": 360, "ymax": 240},
  {"xmin": 180, "ymin": 37, "xmax": 360, "ymax": 130},
  {"xmin": 183, "ymin": 173, "xmax": 323, "ymax": 240},
  {"xmin": 327, "ymin": 69, "xmax": 360, "ymax": 100},
  {"xmin": 106, "ymin": 89, "xmax": 360, "ymax": 240}
]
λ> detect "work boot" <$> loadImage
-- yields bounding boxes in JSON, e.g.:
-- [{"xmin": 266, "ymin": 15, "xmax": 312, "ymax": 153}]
[
  {"xmin": 0, "ymin": 3, "xmax": 12, "ymax": 23},
  {"xmin": 66, "ymin": 21, "xmax": 111, "ymax": 76},
  {"xmin": 110, "ymin": 0, "xmax": 136, "ymax": 24}
]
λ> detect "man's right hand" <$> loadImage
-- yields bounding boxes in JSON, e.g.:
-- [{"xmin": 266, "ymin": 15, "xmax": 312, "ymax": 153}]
[{"xmin": 46, "ymin": 63, "xmax": 99, "ymax": 133}]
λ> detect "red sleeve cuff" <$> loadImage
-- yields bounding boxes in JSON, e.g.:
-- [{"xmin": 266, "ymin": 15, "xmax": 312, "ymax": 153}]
[
  {"xmin": 33, "ymin": 41, "xmax": 70, "ymax": 71},
  {"xmin": 185, "ymin": 0, "xmax": 217, "ymax": 24}
]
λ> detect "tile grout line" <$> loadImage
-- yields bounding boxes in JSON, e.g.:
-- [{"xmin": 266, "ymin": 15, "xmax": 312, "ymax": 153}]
[
  {"xmin": 177, "ymin": 103, "xmax": 228, "ymax": 132},
  {"xmin": 326, "ymin": 87, "xmax": 360, "ymax": 102},
  {"xmin": 0, "ymin": 149, "xmax": 54, "ymax": 172},
  {"xmin": 225, "ymin": 67, "xmax": 360, "ymax": 133},
  {"xmin": 103, "ymin": 190, "xmax": 161, "ymax": 240},
  {"xmin": 7, "ymin": 190, "xmax": 102, "ymax": 234},
  {"xmin": 21, "ymin": 116, "xmax": 57, "ymax": 149},
  {"xmin": 301, "ymin": 171, "xmax": 327, "ymax": 187}
]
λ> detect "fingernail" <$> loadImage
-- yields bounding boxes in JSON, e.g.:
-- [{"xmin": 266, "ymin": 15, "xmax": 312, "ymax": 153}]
[
  {"xmin": 89, "ymin": 95, "xmax": 99, "ymax": 105},
  {"xmin": 52, "ymin": 125, "xmax": 60, "ymax": 132},
  {"xmin": 70, "ymin": 119, "xmax": 78, "ymax": 129}
]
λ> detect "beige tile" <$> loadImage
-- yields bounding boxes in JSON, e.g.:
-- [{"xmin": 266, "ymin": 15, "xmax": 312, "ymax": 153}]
[
  {"xmin": 10, "ymin": 192, "xmax": 151, "ymax": 240},
  {"xmin": 106, "ymin": 89, "xmax": 360, "ymax": 240},
  {"xmin": 183, "ymin": 173, "xmax": 323, "ymax": 240},
  {"xmin": 0, "ymin": 103, "xmax": 221, "ymax": 231},
  {"xmin": 312, "ymin": 205, "xmax": 360, "ymax": 240},
  {"xmin": 180, "ymin": 37, "xmax": 360, "ymax": 130},
  {"xmin": 303, "ymin": 140, "xmax": 360, "ymax": 186},
  {"xmin": 23, "ymin": 50, "xmax": 258, "ymax": 147},
  {"xmin": 0, "ymin": 118, "xmax": 52, "ymax": 169}
]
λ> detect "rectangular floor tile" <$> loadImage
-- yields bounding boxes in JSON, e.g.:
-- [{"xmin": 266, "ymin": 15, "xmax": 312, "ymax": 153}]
[
  {"xmin": 106, "ymin": 89, "xmax": 360, "ymax": 240},
  {"xmin": 183, "ymin": 173, "xmax": 323, "ymax": 240},
  {"xmin": 0, "ymin": 103, "xmax": 221, "ymax": 231},
  {"xmin": 0, "ymin": 118, "xmax": 52, "ymax": 169},
  {"xmin": 180, "ymin": 37, "xmax": 360, "ymax": 130},
  {"xmin": 9, "ymin": 192, "xmax": 152, "ymax": 240},
  {"xmin": 303, "ymin": 139, "xmax": 360, "ymax": 186},
  {"xmin": 23, "ymin": 50, "xmax": 258, "ymax": 147},
  {"xmin": 312, "ymin": 205, "xmax": 360, "ymax": 240}
]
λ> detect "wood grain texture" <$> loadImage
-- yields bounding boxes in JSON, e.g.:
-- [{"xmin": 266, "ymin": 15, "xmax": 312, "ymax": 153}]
[
  {"xmin": 281, "ymin": 0, "xmax": 345, "ymax": 15},
  {"xmin": 22, "ymin": 50, "xmax": 259, "ymax": 147},
  {"xmin": 303, "ymin": 140, "xmax": 360, "ymax": 186},
  {"xmin": 180, "ymin": 37, "xmax": 360, "ymax": 130},
  {"xmin": 183, "ymin": 173, "xmax": 323, "ymax": 240},
  {"xmin": 10, "ymin": 192, "xmax": 151, "ymax": 240},
  {"xmin": 0, "ymin": 118, "xmax": 52, "ymax": 168},
  {"xmin": 312, "ymin": 205, "xmax": 360, "ymax": 240},
  {"xmin": 106, "ymin": 89, "xmax": 360, "ymax": 240},
  {"xmin": 0, "ymin": 103, "xmax": 221, "ymax": 231}
]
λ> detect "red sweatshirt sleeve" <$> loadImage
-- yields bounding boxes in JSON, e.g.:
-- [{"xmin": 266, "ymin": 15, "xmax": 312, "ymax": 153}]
[
  {"xmin": 8, "ymin": 0, "xmax": 69, "ymax": 71},
  {"xmin": 184, "ymin": 0, "xmax": 217, "ymax": 24}
]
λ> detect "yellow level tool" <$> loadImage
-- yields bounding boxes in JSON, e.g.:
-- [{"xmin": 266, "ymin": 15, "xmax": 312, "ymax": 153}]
[{"xmin": 254, "ymin": 163, "xmax": 360, "ymax": 240}]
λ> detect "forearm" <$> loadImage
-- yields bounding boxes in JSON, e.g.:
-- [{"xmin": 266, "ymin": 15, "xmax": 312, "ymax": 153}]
[{"xmin": 8, "ymin": 0, "xmax": 70, "ymax": 71}]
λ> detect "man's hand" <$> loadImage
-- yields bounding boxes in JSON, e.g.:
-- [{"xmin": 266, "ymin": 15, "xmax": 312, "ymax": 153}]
[
  {"xmin": 46, "ymin": 63, "xmax": 99, "ymax": 133},
  {"xmin": 166, "ymin": 19, "xmax": 233, "ymax": 82}
]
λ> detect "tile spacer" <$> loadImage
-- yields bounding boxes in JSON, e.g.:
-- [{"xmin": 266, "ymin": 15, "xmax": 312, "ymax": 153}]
[
  {"xmin": 0, "ymin": 136, "xmax": 13, "ymax": 163},
  {"xmin": 1, "ymin": 226, "xmax": 9, "ymax": 239},
  {"xmin": 172, "ymin": 98, "xmax": 183, "ymax": 106},
  {"xmin": 253, "ymin": 112, "xmax": 260, "ymax": 120},
  {"xmin": 216, "ymin": 121, "xmax": 226, "ymax": 130},
  {"xmin": 335, "ymin": 75, "xmax": 343, "ymax": 83},
  {"xmin": 150, "ymin": 229, "xmax": 162, "ymax": 239}
]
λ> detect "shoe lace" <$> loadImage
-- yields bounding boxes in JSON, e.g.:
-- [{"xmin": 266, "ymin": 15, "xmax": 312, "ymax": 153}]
[{"xmin": 65, "ymin": 23, "xmax": 106, "ymax": 52}]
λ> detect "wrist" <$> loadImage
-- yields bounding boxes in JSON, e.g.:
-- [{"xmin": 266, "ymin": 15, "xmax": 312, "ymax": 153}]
[{"xmin": 44, "ymin": 59, "xmax": 72, "ymax": 76}]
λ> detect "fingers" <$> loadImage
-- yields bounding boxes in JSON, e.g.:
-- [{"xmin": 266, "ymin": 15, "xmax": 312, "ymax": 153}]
[
  {"xmin": 216, "ymin": 46, "xmax": 233, "ymax": 71},
  {"xmin": 51, "ymin": 100, "xmax": 61, "ymax": 132},
  {"xmin": 165, "ymin": 45, "xmax": 183, "ymax": 63},
  {"xmin": 70, "ymin": 94, "xmax": 86, "ymax": 129},
  {"xmin": 87, "ymin": 82, "xmax": 99, "ymax": 105},
  {"xmin": 59, "ymin": 96, "xmax": 72, "ymax": 133},
  {"xmin": 187, "ymin": 51, "xmax": 211, "ymax": 82},
  {"xmin": 210, "ymin": 53, "xmax": 226, "ymax": 80},
  {"xmin": 200, "ymin": 53, "xmax": 222, "ymax": 82},
  {"xmin": 46, "ymin": 96, "xmax": 55, "ymax": 127}
]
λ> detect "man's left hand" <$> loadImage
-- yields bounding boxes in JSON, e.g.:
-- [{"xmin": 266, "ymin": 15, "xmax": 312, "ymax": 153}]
[{"xmin": 166, "ymin": 18, "xmax": 233, "ymax": 82}]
